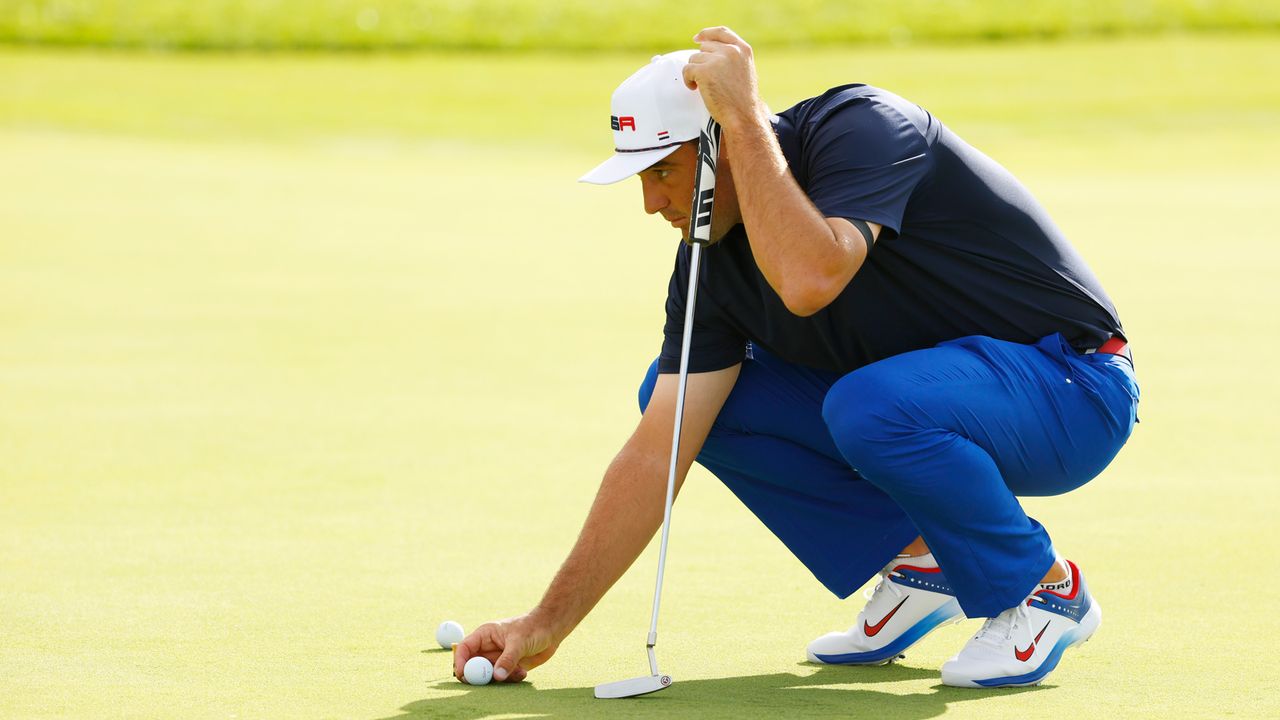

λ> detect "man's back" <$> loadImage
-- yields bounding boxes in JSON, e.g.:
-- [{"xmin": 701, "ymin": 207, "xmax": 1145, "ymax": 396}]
[{"xmin": 661, "ymin": 84, "xmax": 1124, "ymax": 375}]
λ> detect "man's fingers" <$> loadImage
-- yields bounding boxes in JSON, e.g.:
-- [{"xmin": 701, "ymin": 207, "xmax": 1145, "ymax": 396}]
[
  {"xmin": 691, "ymin": 40, "xmax": 736, "ymax": 58},
  {"xmin": 492, "ymin": 638, "xmax": 524, "ymax": 682},
  {"xmin": 683, "ymin": 44, "xmax": 731, "ymax": 82},
  {"xmin": 453, "ymin": 624, "xmax": 498, "ymax": 680},
  {"xmin": 452, "ymin": 639, "xmax": 474, "ymax": 680},
  {"xmin": 451, "ymin": 618, "xmax": 550, "ymax": 684},
  {"xmin": 682, "ymin": 63, "xmax": 698, "ymax": 91},
  {"xmin": 693, "ymin": 26, "xmax": 743, "ymax": 46}
]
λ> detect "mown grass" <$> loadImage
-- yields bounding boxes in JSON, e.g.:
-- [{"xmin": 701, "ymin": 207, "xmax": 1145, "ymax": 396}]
[
  {"xmin": 4, "ymin": 35, "xmax": 1277, "ymax": 170},
  {"xmin": 1, "ymin": 35, "xmax": 1279, "ymax": 720},
  {"xmin": 1, "ymin": 0, "xmax": 1278, "ymax": 52}
]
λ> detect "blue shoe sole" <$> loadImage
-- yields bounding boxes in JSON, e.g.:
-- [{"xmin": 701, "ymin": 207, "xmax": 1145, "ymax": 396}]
[{"xmin": 810, "ymin": 600, "xmax": 963, "ymax": 666}]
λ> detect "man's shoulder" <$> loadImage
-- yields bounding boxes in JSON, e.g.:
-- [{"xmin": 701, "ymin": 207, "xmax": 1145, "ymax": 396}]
[
  {"xmin": 779, "ymin": 84, "xmax": 921, "ymax": 129},
  {"xmin": 774, "ymin": 84, "xmax": 935, "ymax": 179}
]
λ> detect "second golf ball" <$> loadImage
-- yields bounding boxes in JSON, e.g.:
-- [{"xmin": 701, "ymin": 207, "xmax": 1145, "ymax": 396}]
[
  {"xmin": 435, "ymin": 621, "xmax": 464, "ymax": 649},
  {"xmin": 464, "ymin": 656, "xmax": 493, "ymax": 685}
]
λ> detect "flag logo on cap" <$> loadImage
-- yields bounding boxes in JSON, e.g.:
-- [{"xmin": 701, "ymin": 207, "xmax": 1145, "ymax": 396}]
[{"xmin": 657, "ymin": 130, "xmax": 670, "ymax": 141}]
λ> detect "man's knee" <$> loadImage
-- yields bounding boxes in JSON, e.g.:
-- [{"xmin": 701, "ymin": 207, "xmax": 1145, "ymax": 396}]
[
  {"xmin": 638, "ymin": 358, "xmax": 660, "ymax": 414},
  {"xmin": 821, "ymin": 364, "xmax": 919, "ymax": 473}
]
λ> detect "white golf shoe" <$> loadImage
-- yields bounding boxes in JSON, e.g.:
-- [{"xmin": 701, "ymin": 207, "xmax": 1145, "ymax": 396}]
[
  {"xmin": 807, "ymin": 557, "xmax": 963, "ymax": 665},
  {"xmin": 940, "ymin": 559, "xmax": 1101, "ymax": 688}
]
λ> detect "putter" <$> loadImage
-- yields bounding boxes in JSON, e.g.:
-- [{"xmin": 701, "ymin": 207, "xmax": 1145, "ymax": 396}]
[{"xmin": 594, "ymin": 117, "xmax": 721, "ymax": 700}]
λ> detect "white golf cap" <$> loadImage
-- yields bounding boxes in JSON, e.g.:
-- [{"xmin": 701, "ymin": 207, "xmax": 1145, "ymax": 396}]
[{"xmin": 578, "ymin": 50, "xmax": 709, "ymax": 185}]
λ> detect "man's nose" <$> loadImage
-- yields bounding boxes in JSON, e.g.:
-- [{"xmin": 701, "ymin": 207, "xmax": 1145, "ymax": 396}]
[{"xmin": 641, "ymin": 178, "xmax": 668, "ymax": 216}]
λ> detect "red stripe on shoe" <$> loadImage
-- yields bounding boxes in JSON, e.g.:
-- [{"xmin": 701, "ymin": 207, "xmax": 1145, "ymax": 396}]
[
  {"xmin": 1032, "ymin": 560, "xmax": 1082, "ymax": 602},
  {"xmin": 893, "ymin": 564, "xmax": 942, "ymax": 574}
]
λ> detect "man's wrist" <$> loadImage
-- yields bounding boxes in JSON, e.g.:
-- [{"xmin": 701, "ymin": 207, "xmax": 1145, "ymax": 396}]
[
  {"xmin": 721, "ymin": 107, "xmax": 783, "ymax": 170},
  {"xmin": 529, "ymin": 602, "xmax": 577, "ymax": 641},
  {"xmin": 718, "ymin": 103, "xmax": 772, "ymax": 141}
]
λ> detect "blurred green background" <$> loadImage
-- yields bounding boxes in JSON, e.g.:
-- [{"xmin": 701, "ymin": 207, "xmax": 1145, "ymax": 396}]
[
  {"xmin": 2, "ymin": 3, "xmax": 1278, "ymax": 720},
  {"xmin": 3, "ymin": 0, "xmax": 1278, "ymax": 50}
]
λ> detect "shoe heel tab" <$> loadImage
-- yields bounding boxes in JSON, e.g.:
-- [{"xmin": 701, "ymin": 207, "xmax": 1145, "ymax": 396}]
[{"xmin": 1034, "ymin": 560, "xmax": 1083, "ymax": 602}]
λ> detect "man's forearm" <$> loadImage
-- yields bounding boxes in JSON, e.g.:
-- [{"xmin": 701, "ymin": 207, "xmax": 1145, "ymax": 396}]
[
  {"xmin": 722, "ymin": 116, "xmax": 865, "ymax": 316},
  {"xmin": 527, "ymin": 367, "xmax": 738, "ymax": 645},
  {"xmin": 533, "ymin": 441, "xmax": 670, "ymax": 639}
]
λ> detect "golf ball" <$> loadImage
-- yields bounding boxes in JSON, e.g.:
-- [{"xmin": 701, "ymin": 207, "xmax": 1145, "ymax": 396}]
[
  {"xmin": 435, "ymin": 621, "xmax": 464, "ymax": 649},
  {"xmin": 464, "ymin": 656, "xmax": 493, "ymax": 685}
]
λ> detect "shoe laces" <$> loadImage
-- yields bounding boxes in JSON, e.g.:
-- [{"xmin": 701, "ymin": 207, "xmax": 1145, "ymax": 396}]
[
  {"xmin": 972, "ymin": 596, "xmax": 1045, "ymax": 649},
  {"xmin": 863, "ymin": 565, "xmax": 907, "ymax": 603}
]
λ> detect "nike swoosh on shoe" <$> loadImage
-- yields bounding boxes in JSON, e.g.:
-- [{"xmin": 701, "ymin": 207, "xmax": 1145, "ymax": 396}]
[{"xmin": 863, "ymin": 597, "xmax": 909, "ymax": 638}]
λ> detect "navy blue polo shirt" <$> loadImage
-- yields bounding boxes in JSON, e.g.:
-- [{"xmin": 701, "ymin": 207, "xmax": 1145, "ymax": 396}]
[{"xmin": 658, "ymin": 84, "xmax": 1124, "ymax": 375}]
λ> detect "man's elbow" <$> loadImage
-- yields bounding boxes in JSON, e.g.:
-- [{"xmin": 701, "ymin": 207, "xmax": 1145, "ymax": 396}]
[
  {"xmin": 779, "ymin": 230, "xmax": 867, "ymax": 316},
  {"xmin": 779, "ymin": 275, "xmax": 846, "ymax": 317}
]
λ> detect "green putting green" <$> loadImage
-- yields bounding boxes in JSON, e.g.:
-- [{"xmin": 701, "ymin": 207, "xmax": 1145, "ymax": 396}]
[{"xmin": 1, "ymin": 35, "xmax": 1277, "ymax": 719}]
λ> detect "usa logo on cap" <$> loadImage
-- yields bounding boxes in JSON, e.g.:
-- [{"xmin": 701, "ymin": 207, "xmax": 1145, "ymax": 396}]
[{"xmin": 579, "ymin": 50, "xmax": 712, "ymax": 185}]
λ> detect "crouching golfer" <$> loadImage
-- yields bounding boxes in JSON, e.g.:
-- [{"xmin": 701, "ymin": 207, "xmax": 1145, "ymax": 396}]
[{"xmin": 455, "ymin": 27, "xmax": 1139, "ymax": 689}]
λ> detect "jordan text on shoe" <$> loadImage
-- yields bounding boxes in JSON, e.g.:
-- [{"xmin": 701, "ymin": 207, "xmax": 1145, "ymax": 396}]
[{"xmin": 940, "ymin": 559, "xmax": 1101, "ymax": 688}]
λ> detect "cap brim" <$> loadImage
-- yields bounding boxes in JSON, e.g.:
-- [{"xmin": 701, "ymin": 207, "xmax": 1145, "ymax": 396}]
[{"xmin": 578, "ymin": 144, "xmax": 683, "ymax": 185}]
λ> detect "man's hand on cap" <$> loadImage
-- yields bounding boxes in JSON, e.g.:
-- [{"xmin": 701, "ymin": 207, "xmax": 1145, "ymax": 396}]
[{"xmin": 684, "ymin": 26, "xmax": 768, "ymax": 133}]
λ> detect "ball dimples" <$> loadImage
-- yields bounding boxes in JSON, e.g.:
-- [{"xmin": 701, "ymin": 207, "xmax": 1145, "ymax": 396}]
[
  {"xmin": 464, "ymin": 656, "xmax": 494, "ymax": 685},
  {"xmin": 435, "ymin": 621, "xmax": 464, "ymax": 649}
]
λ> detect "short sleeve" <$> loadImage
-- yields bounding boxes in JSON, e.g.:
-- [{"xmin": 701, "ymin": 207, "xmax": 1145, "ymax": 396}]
[
  {"xmin": 658, "ymin": 245, "xmax": 747, "ymax": 374},
  {"xmin": 800, "ymin": 97, "xmax": 931, "ymax": 237}
]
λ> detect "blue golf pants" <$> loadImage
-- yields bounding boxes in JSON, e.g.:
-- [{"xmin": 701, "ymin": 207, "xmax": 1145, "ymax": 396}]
[{"xmin": 638, "ymin": 333, "xmax": 1139, "ymax": 618}]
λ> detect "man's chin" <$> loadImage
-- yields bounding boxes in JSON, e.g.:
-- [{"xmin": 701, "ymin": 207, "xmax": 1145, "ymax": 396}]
[{"xmin": 680, "ymin": 225, "xmax": 732, "ymax": 246}]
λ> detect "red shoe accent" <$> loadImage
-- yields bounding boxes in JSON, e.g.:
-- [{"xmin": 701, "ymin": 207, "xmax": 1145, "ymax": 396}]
[
  {"xmin": 1033, "ymin": 560, "xmax": 1082, "ymax": 602},
  {"xmin": 1014, "ymin": 621, "xmax": 1051, "ymax": 662},
  {"xmin": 893, "ymin": 564, "xmax": 943, "ymax": 575},
  {"xmin": 863, "ymin": 597, "xmax": 909, "ymax": 638}
]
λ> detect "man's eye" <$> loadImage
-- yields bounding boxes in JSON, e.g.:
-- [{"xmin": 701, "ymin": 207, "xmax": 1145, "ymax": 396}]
[{"xmin": 657, "ymin": 170, "xmax": 671, "ymax": 180}]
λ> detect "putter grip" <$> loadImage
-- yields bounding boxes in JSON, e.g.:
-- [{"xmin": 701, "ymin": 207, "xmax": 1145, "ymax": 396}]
[{"xmin": 688, "ymin": 118, "xmax": 721, "ymax": 246}]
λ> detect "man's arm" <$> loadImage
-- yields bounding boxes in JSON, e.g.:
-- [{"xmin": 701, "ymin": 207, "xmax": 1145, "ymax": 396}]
[
  {"xmin": 453, "ymin": 364, "xmax": 740, "ymax": 683},
  {"xmin": 684, "ymin": 26, "xmax": 881, "ymax": 317},
  {"xmin": 724, "ymin": 120, "xmax": 881, "ymax": 317}
]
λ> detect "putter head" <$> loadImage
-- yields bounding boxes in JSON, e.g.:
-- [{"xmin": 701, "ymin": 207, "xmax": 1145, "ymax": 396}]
[{"xmin": 593, "ymin": 674, "xmax": 673, "ymax": 699}]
